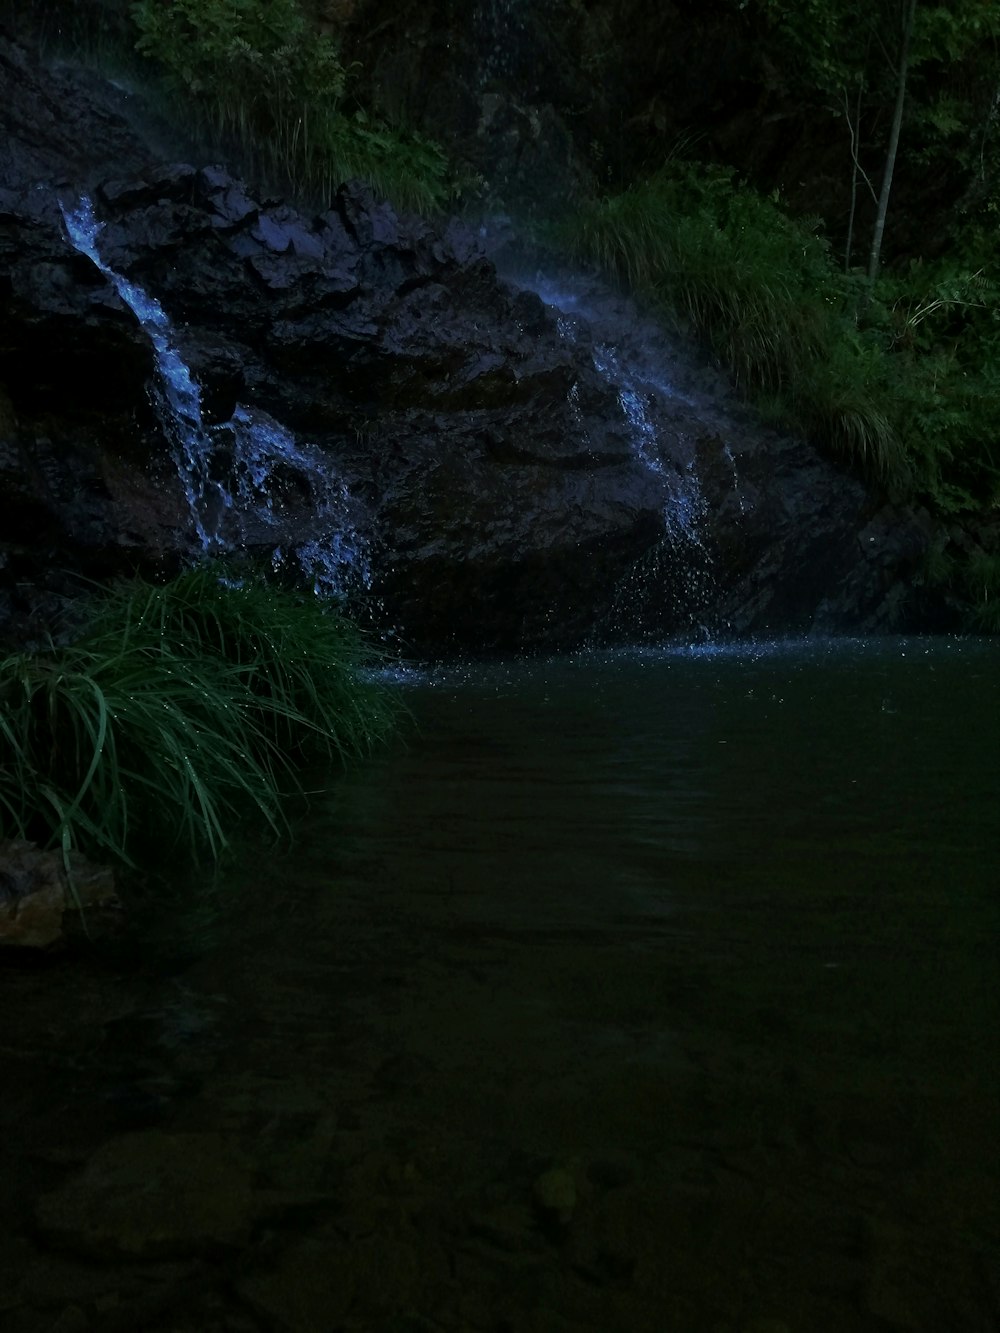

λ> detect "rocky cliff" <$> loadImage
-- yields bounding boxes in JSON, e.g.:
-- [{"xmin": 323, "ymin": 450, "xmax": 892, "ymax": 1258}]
[{"xmin": 0, "ymin": 36, "xmax": 935, "ymax": 654}]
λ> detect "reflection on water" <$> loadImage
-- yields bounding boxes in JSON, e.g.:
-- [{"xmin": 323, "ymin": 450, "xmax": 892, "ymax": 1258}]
[{"xmin": 1, "ymin": 637, "xmax": 998, "ymax": 1331}]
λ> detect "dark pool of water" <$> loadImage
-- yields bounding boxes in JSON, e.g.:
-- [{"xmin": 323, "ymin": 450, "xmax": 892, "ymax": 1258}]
[{"xmin": 2, "ymin": 636, "xmax": 998, "ymax": 1332}]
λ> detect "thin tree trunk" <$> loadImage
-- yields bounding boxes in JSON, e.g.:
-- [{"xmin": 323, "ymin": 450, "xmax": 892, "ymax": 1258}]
[
  {"xmin": 842, "ymin": 80, "xmax": 872, "ymax": 271},
  {"xmin": 867, "ymin": 0, "xmax": 917, "ymax": 289},
  {"xmin": 844, "ymin": 86, "xmax": 859, "ymax": 270}
]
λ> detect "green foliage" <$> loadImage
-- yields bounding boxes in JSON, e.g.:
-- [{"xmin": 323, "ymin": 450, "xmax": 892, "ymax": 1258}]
[
  {"xmin": 872, "ymin": 248, "xmax": 1000, "ymax": 509},
  {"xmin": 743, "ymin": 0, "xmax": 1000, "ymax": 283},
  {"xmin": 0, "ymin": 567, "xmax": 398, "ymax": 868},
  {"xmin": 749, "ymin": 0, "xmax": 1000, "ymax": 108},
  {"xmin": 921, "ymin": 541, "xmax": 1000, "ymax": 632},
  {"xmin": 750, "ymin": 0, "xmax": 876, "ymax": 99},
  {"xmin": 797, "ymin": 333, "xmax": 905, "ymax": 482},
  {"xmin": 130, "ymin": 0, "xmax": 453, "ymax": 213},
  {"xmin": 964, "ymin": 550, "xmax": 1000, "ymax": 631},
  {"xmin": 560, "ymin": 163, "xmax": 905, "ymax": 481},
  {"xmin": 564, "ymin": 163, "xmax": 830, "ymax": 376},
  {"xmin": 560, "ymin": 157, "xmax": 1000, "ymax": 502}
]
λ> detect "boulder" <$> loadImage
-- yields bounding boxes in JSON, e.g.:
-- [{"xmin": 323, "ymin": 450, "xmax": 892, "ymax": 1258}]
[
  {"xmin": 34, "ymin": 1131, "xmax": 255, "ymax": 1259},
  {"xmin": 0, "ymin": 840, "xmax": 119, "ymax": 950}
]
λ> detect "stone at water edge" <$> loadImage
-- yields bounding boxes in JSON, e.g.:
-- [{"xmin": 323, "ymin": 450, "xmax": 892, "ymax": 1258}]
[
  {"xmin": 34, "ymin": 1131, "xmax": 256, "ymax": 1260},
  {"xmin": 0, "ymin": 839, "xmax": 120, "ymax": 950}
]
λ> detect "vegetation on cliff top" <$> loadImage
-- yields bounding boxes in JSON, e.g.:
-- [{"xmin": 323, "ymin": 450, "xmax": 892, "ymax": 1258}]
[
  {"xmin": 11, "ymin": 0, "xmax": 457, "ymax": 213},
  {"xmin": 129, "ymin": 0, "xmax": 457, "ymax": 214},
  {"xmin": 560, "ymin": 160, "xmax": 1000, "ymax": 515},
  {"xmin": 560, "ymin": 0, "xmax": 1000, "ymax": 624}
]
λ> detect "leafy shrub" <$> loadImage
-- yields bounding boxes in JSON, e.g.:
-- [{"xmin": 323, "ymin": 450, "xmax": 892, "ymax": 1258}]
[
  {"xmin": 130, "ymin": 0, "xmax": 452, "ymax": 213},
  {"xmin": 797, "ymin": 332, "xmax": 905, "ymax": 483},
  {"xmin": 964, "ymin": 550, "xmax": 1000, "ymax": 631},
  {"xmin": 873, "ymin": 254, "xmax": 1000, "ymax": 511},
  {"xmin": 0, "ymin": 567, "xmax": 398, "ymax": 867},
  {"xmin": 921, "ymin": 540, "xmax": 1000, "ymax": 632},
  {"xmin": 559, "ymin": 160, "xmax": 1000, "ymax": 495}
]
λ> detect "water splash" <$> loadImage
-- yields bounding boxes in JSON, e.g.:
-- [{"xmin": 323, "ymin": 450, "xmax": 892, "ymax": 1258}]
[
  {"xmin": 60, "ymin": 196, "xmax": 367, "ymax": 599},
  {"xmin": 475, "ymin": 0, "xmax": 528, "ymax": 90},
  {"xmin": 591, "ymin": 342, "xmax": 670, "ymax": 482},
  {"xmin": 524, "ymin": 269, "xmax": 730, "ymax": 639},
  {"xmin": 60, "ymin": 197, "xmax": 215, "ymax": 540},
  {"xmin": 220, "ymin": 405, "xmax": 371, "ymax": 598},
  {"xmin": 557, "ymin": 302, "xmax": 714, "ymax": 541}
]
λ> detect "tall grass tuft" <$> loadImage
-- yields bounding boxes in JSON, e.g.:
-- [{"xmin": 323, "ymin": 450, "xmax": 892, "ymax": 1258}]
[
  {"xmin": 798, "ymin": 336, "xmax": 907, "ymax": 483},
  {"xmin": 0, "ymin": 567, "xmax": 398, "ymax": 868},
  {"xmin": 130, "ymin": 0, "xmax": 453, "ymax": 214}
]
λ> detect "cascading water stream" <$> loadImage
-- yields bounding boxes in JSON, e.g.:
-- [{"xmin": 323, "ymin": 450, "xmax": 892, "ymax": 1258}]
[
  {"xmin": 475, "ymin": 0, "xmax": 528, "ymax": 91},
  {"xmin": 470, "ymin": 0, "xmax": 744, "ymax": 639},
  {"xmin": 525, "ymin": 273, "xmax": 725, "ymax": 634},
  {"xmin": 59, "ymin": 197, "xmax": 214, "ymax": 546},
  {"xmin": 59, "ymin": 196, "xmax": 369, "ymax": 598}
]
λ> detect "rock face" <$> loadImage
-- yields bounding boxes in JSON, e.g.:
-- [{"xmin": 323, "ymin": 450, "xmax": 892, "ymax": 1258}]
[
  {"xmin": 0, "ymin": 35, "xmax": 935, "ymax": 654},
  {"xmin": 0, "ymin": 840, "xmax": 119, "ymax": 949},
  {"xmin": 341, "ymin": 0, "xmax": 763, "ymax": 218}
]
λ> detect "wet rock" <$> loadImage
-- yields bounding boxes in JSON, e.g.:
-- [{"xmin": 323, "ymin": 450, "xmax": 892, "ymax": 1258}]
[
  {"xmin": 0, "ymin": 840, "xmax": 119, "ymax": 950},
  {"xmin": 838, "ymin": 1108, "xmax": 924, "ymax": 1170},
  {"xmin": 98, "ymin": 164, "xmax": 199, "ymax": 211},
  {"xmin": 858, "ymin": 1217, "xmax": 924, "ymax": 1330},
  {"xmin": 0, "ymin": 36, "xmax": 946, "ymax": 652},
  {"xmin": 237, "ymin": 1223, "xmax": 436, "ymax": 1331},
  {"xmin": 862, "ymin": 1270, "xmax": 922, "ymax": 1330},
  {"xmin": 34, "ymin": 1131, "xmax": 255, "ymax": 1259},
  {"xmin": 586, "ymin": 1155, "xmax": 637, "ymax": 1191},
  {"xmin": 371, "ymin": 1051, "xmax": 436, "ymax": 1094},
  {"xmin": 11, "ymin": 1234, "xmax": 198, "ymax": 1325}
]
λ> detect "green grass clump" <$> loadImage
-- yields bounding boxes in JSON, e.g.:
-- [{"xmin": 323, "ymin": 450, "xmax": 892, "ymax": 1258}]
[
  {"xmin": 129, "ymin": 0, "xmax": 453, "ymax": 214},
  {"xmin": 920, "ymin": 541, "xmax": 1000, "ymax": 632},
  {"xmin": 797, "ymin": 334, "xmax": 906, "ymax": 483},
  {"xmin": 568, "ymin": 168, "xmax": 828, "ymax": 386},
  {"xmin": 559, "ymin": 163, "xmax": 907, "ymax": 484},
  {"xmin": 0, "ymin": 567, "xmax": 398, "ymax": 867},
  {"xmin": 559, "ymin": 161, "xmax": 1000, "ymax": 506},
  {"xmin": 874, "ymin": 259, "xmax": 1000, "ymax": 512}
]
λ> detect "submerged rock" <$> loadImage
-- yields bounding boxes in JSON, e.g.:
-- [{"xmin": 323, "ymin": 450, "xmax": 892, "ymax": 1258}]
[
  {"xmin": 0, "ymin": 840, "xmax": 119, "ymax": 950},
  {"xmin": 532, "ymin": 1165, "xmax": 578, "ymax": 1224},
  {"xmin": 34, "ymin": 1131, "xmax": 255, "ymax": 1260}
]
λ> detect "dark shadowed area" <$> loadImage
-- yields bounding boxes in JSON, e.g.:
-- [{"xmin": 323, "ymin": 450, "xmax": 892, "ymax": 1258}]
[{"xmin": 2, "ymin": 637, "xmax": 997, "ymax": 1331}]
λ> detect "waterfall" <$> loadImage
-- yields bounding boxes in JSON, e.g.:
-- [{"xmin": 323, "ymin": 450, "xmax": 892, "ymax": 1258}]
[
  {"xmin": 475, "ymin": 0, "xmax": 528, "ymax": 90},
  {"xmin": 59, "ymin": 196, "xmax": 368, "ymax": 599},
  {"xmin": 596, "ymin": 332, "xmax": 717, "ymax": 637},
  {"xmin": 468, "ymin": 0, "xmax": 736, "ymax": 641},
  {"xmin": 524, "ymin": 273, "xmax": 722, "ymax": 636}
]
